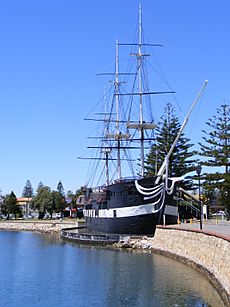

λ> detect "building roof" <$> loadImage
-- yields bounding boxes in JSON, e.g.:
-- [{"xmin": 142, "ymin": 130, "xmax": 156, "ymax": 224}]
[{"xmin": 17, "ymin": 197, "xmax": 32, "ymax": 202}]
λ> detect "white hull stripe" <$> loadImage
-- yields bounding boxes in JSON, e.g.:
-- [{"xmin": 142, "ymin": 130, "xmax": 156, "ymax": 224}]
[{"xmin": 84, "ymin": 202, "xmax": 175, "ymax": 219}]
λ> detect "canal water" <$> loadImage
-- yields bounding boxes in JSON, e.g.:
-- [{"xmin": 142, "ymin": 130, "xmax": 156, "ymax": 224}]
[{"xmin": 0, "ymin": 231, "xmax": 225, "ymax": 307}]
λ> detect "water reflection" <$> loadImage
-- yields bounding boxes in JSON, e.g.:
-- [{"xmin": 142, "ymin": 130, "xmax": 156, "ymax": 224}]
[
  {"xmin": 0, "ymin": 231, "xmax": 225, "ymax": 307},
  {"xmin": 46, "ymin": 233, "xmax": 224, "ymax": 307}
]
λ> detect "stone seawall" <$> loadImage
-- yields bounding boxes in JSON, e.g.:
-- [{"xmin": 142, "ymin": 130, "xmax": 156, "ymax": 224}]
[
  {"xmin": 116, "ymin": 227, "xmax": 230, "ymax": 305},
  {"xmin": 0, "ymin": 221, "xmax": 77, "ymax": 233}
]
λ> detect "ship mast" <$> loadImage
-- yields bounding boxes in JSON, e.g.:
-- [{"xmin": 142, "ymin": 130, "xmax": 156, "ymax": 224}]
[
  {"xmin": 103, "ymin": 88, "xmax": 110, "ymax": 186},
  {"xmin": 103, "ymin": 40, "xmax": 131, "ymax": 181},
  {"xmin": 115, "ymin": 39, "xmax": 122, "ymax": 180},
  {"xmin": 82, "ymin": 4, "xmax": 175, "ymax": 186},
  {"xmin": 124, "ymin": 4, "xmax": 160, "ymax": 177},
  {"xmin": 138, "ymin": 4, "xmax": 145, "ymax": 177}
]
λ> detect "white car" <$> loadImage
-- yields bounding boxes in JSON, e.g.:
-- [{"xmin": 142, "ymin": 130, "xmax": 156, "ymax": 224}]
[
  {"xmin": 53, "ymin": 213, "xmax": 61, "ymax": 219},
  {"xmin": 212, "ymin": 211, "xmax": 226, "ymax": 217},
  {"xmin": 23, "ymin": 214, "xmax": 33, "ymax": 219}
]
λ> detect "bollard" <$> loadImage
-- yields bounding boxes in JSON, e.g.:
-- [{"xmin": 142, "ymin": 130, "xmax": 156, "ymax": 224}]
[{"xmin": 190, "ymin": 218, "xmax": 193, "ymax": 224}]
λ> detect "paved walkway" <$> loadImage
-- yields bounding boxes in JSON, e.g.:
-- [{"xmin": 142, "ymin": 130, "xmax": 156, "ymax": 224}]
[{"xmin": 164, "ymin": 219, "xmax": 230, "ymax": 238}]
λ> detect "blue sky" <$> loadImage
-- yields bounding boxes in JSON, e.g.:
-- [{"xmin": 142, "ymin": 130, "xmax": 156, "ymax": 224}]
[{"xmin": 0, "ymin": 0, "xmax": 229, "ymax": 196}]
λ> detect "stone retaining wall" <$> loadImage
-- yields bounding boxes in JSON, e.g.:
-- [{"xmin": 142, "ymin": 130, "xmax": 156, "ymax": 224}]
[
  {"xmin": 116, "ymin": 227, "xmax": 230, "ymax": 305},
  {"xmin": 0, "ymin": 221, "xmax": 76, "ymax": 233}
]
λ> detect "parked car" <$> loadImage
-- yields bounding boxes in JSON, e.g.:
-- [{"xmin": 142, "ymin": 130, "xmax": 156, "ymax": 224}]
[
  {"xmin": 23, "ymin": 214, "xmax": 33, "ymax": 219},
  {"xmin": 53, "ymin": 213, "xmax": 61, "ymax": 219},
  {"xmin": 30, "ymin": 213, "xmax": 39, "ymax": 219},
  {"xmin": 212, "ymin": 211, "xmax": 226, "ymax": 217},
  {"xmin": 43, "ymin": 213, "xmax": 51, "ymax": 219},
  {"xmin": 38, "ymin": 212, "xmax": 45, "ymax": 219}
]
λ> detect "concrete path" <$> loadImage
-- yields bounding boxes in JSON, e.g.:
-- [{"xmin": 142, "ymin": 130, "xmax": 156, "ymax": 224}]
[{"xmin": 166, "ymin": 219, "xmax": 230, "ymax": 237}]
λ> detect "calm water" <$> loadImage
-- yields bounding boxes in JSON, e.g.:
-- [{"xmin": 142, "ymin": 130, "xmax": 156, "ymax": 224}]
[{"xmin": 0, "ymin": 231, "xmax": 225, "ymax": 307}]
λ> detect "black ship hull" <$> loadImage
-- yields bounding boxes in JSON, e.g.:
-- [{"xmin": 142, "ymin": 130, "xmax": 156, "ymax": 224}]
[
  {"xmin": 83, "ymin": 176, "xmax": 179, "ymax": 235},
  {"xmin": 85, "ymin": 213, "xmax": 156, "ymax": 235}
]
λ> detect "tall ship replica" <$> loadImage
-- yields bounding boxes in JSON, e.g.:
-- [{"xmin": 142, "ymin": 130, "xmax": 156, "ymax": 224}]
[{"xmin": 80, "ymin": 5, "xmax": 207, "ymax": 235}]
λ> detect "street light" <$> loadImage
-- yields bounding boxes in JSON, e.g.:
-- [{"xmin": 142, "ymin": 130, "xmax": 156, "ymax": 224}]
[{"xmin": 196, "ymin": 165, "xmax": 202, "ymax": 230}]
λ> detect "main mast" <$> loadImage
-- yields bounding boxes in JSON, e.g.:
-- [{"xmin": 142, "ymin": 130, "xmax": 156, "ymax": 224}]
[
  {"xmin": 138, "ymin": 4, "xmax": 145, "ymax": 177},
  {"xmin": 115, "ymin": 39, "xmax": 122, "ymax": 180},
  {"xmin": 123, "ymin": 4, "xmax": 164, "ymax": 178}
]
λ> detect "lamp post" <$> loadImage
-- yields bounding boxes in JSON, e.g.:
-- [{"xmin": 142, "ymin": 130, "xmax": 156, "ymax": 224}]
[{"xmin": 196, "ymin": 165, "xmax": 202, "ymax": 230}]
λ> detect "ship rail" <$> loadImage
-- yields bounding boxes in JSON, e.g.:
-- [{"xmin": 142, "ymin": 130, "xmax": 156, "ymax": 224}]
[{"xmin": 60, "ymin": 227, "xmax": 128, "ymax": 245}]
